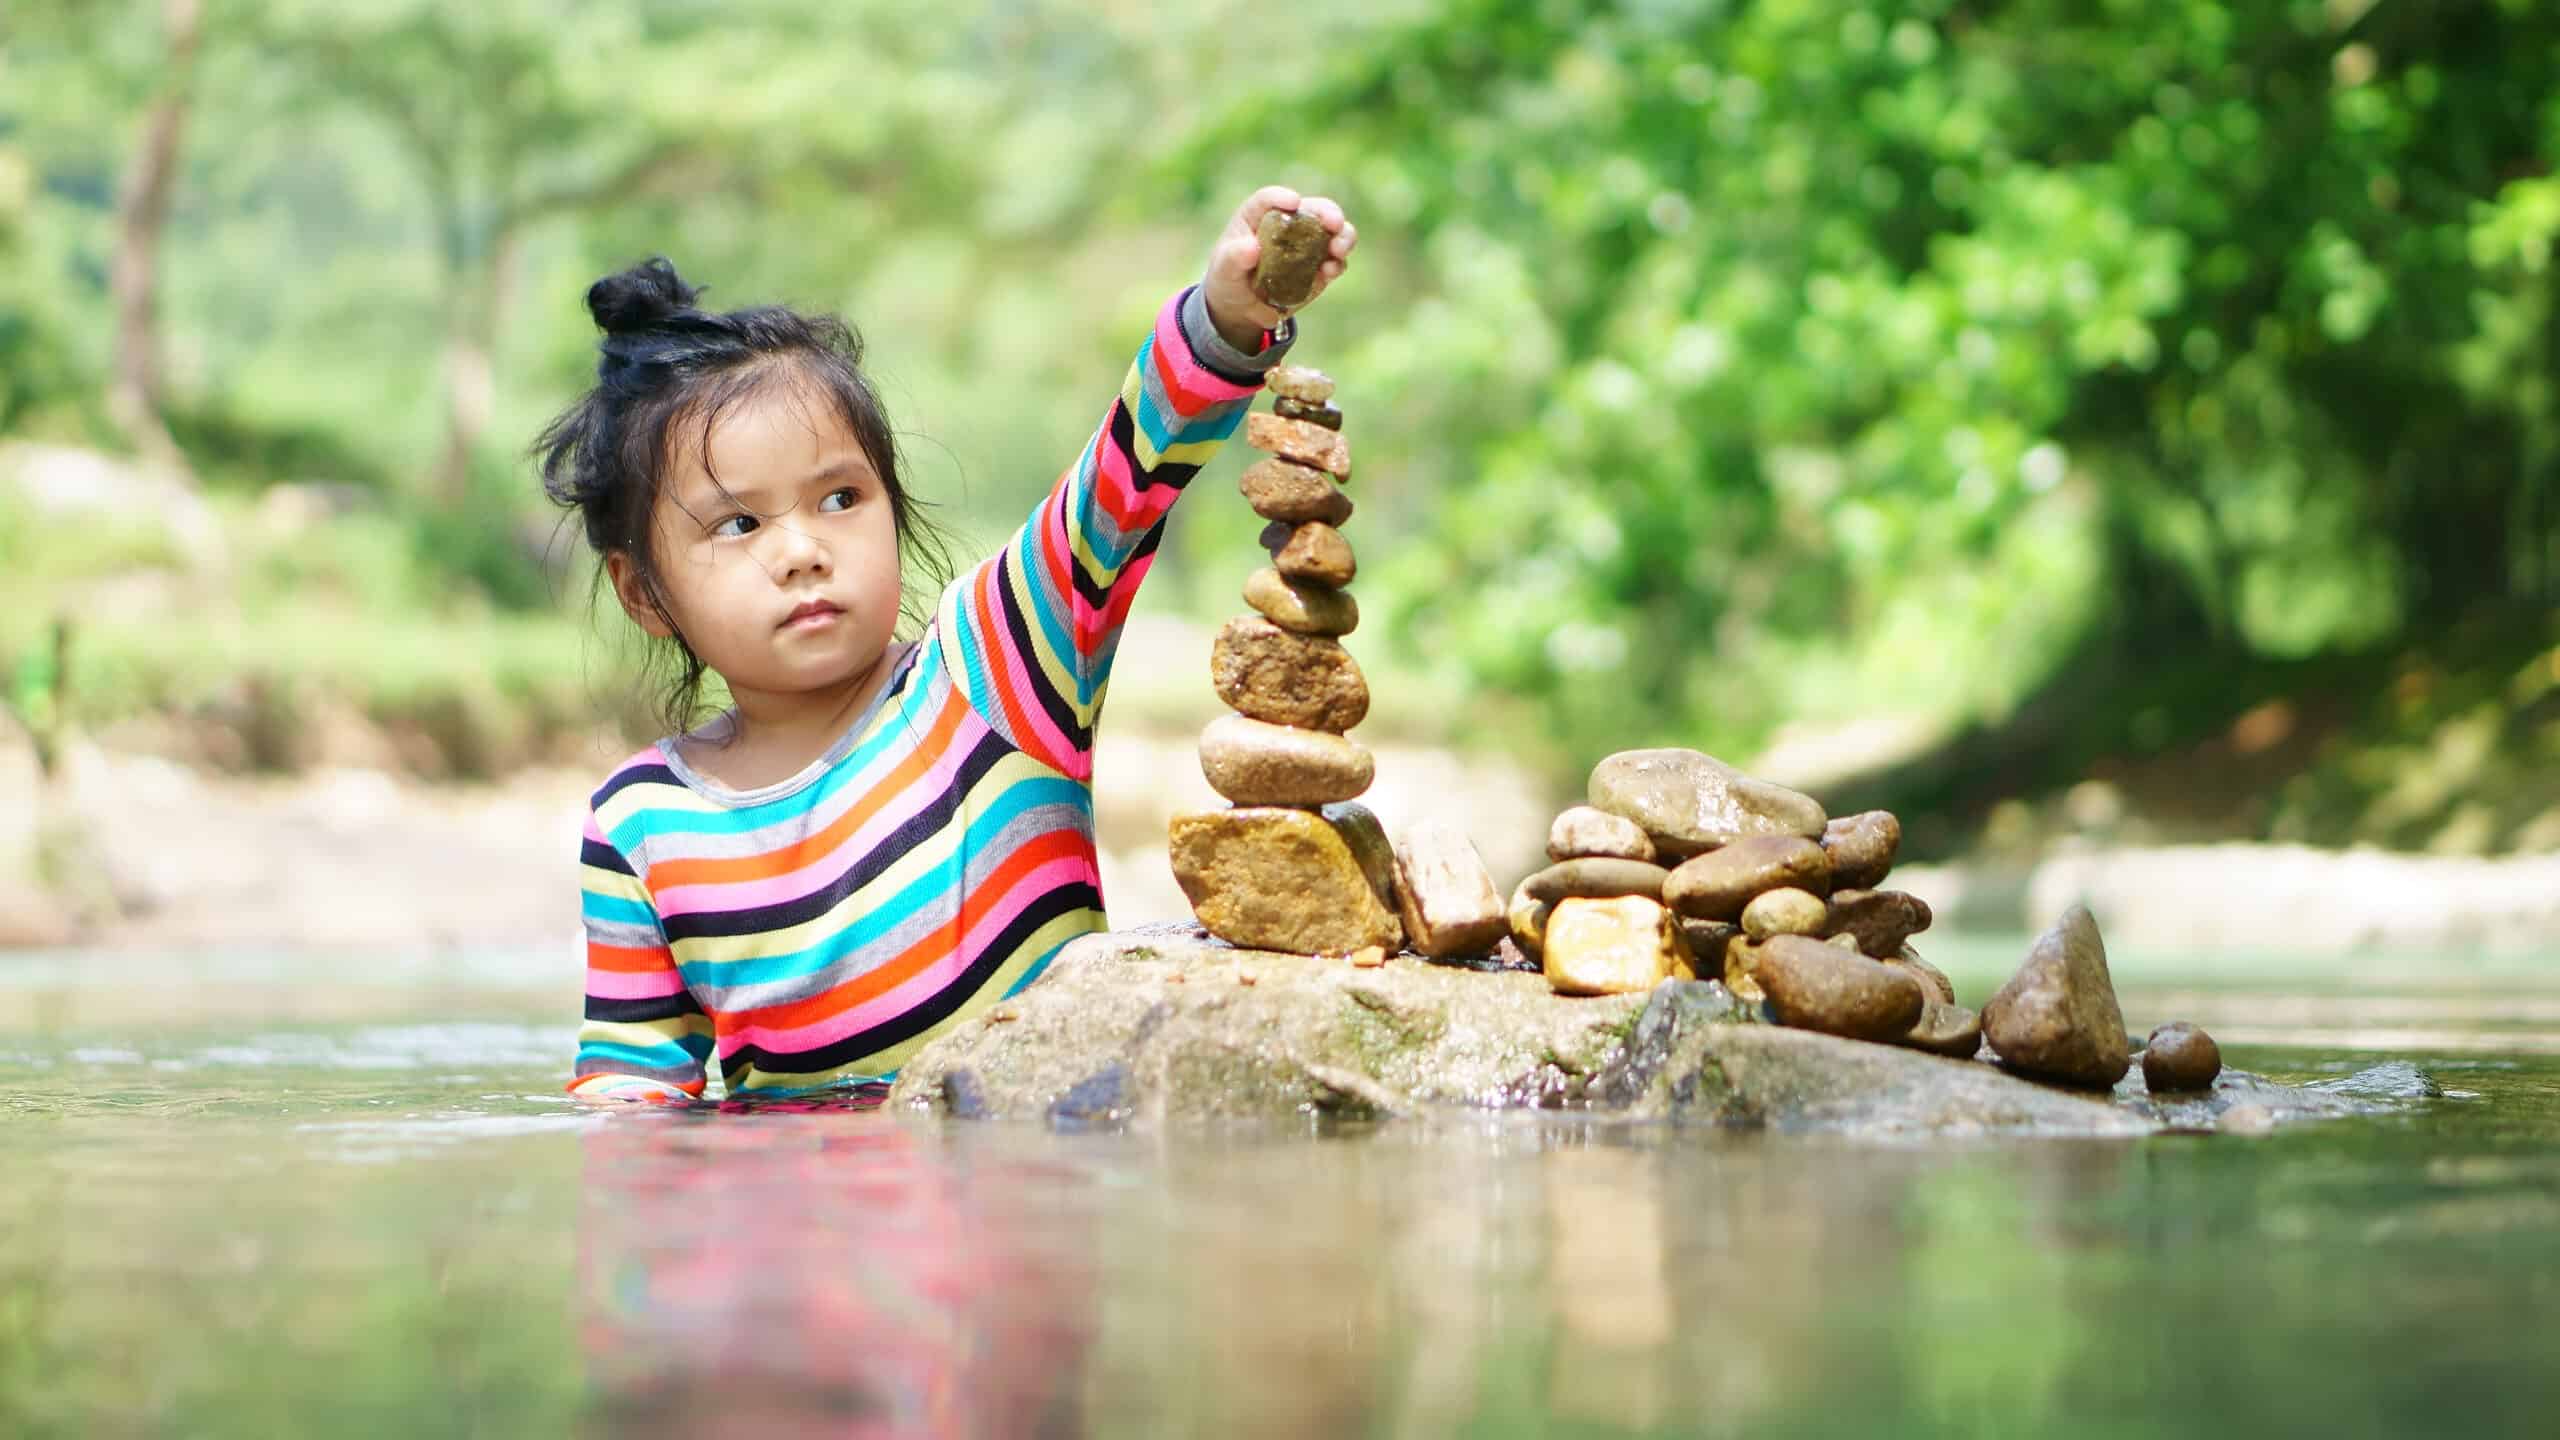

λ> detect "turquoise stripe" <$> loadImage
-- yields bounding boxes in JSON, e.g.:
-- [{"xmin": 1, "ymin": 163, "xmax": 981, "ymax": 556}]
[
  {"xmin": 1014, "ymin": 497, "xmax": 1088, "ymax": 704},
  {"xmin": 1001, "ymin": 933, "xmax": 1074, "ymax": 997},
  {"xmin": 578, "ymin": 1036, "xmax": 711, "ymax": 1070},
  {"xmin": 675, "ymin": 776, "xmax": 1092, "ymax": 992},
  {"xmin": 582, "ymin": 892, "xmax": 657, "ymax": 928}
]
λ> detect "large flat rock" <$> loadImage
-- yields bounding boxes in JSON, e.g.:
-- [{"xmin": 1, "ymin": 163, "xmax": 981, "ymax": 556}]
[{"xmin": 887, "ymin": 927, "xmax": 2385, "ymax": 1137}]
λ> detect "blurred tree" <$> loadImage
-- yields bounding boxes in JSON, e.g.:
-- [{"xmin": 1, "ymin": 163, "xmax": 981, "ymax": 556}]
[
  {"xmin": 105, "ymin": 0, "xmax": 204, "ymax": 475},
  {"xmin": 1177, "ymin": 0, "xmax": 2560, "ymax": 795}
]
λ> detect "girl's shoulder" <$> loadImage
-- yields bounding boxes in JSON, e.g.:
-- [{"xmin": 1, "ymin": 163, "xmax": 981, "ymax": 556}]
[{"xmin": 587, "ymin": 742, "xmax": 687, "ymax": 819}]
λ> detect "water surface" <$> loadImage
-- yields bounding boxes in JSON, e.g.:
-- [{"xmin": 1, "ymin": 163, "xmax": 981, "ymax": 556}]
[{"xmin": 3, "ymin": 941, "xmax": 2555, "ymax": 1437}]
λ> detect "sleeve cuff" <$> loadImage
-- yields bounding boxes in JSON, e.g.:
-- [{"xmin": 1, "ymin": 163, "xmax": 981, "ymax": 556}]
[{"xmin": 1178, "ymin": 284, "xmax": 1297, "ymax": 386}]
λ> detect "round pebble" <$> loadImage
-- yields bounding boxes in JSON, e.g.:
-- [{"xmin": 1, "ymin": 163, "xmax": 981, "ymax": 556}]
[{"xmin": 2141, "ymin": 1021, "xmax": 2223, "ymax": 1092}]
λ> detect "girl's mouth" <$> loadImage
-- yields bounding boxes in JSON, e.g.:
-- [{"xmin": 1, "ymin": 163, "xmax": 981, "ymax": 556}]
[{"xmin": 781, "ymin": 600, "xmax": 843, "ymax": 630}]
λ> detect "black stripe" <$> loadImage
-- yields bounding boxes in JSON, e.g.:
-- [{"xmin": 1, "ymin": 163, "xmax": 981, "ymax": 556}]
[
  {"xmin": 653, "ymin": 728, "xmax": 1015, "ymax": 943},
  {"xmin": 593, "ymin": 762, "xmax": 684, "ymax": 810},
  {"xmin": 1108, "ymin": 403, "xmax": 1202, "ymax": 496},
  {"xmin": 720, "ymin": 880, "xmax": 1103, "ymax": 1082},
  {"xmin": 584, "ymin": 991, "xmax": 704, "ymax": 1025},
  {"xmin": 991, "ymin": 549, "xmax": 1089, "ymax": 750},
  {"xmin": 580, "ymin": 835, "xmax": 636, "ymax": 875}
]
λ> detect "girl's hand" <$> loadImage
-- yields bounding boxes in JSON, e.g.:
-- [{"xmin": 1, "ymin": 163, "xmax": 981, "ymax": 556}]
[{"xmin": 1202, "ymin": 186, "xmax": 1357, "ymax": 351}]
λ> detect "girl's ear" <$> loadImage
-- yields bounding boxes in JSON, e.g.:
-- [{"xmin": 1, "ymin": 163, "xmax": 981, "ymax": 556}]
[{"xmin": 605, "ymin": 552, "xmax": 677, "ymax": 638}]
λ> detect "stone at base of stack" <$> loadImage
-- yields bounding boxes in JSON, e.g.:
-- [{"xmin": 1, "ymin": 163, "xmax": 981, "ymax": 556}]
[{"xmin": 1169, "ymin": 803, "xmax": 1401, "ymax": 956}]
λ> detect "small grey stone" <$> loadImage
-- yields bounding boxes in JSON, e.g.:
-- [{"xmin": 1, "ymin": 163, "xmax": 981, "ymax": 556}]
[
  {"xmin": 1266, "ymin": 365, "xmax": 1335, "ymax": 404},
  {"xmin": 1547, "ymin": 805, "xmax": 1657, "ymax": 863}
]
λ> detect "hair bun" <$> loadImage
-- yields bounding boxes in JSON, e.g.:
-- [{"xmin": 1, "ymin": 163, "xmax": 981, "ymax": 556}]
[{"xmin": 586, "ymin": 257, "xmax": 702, "ymax": 336}]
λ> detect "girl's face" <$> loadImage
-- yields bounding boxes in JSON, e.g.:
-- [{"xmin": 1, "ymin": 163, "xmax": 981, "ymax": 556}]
[{"xmin": 609, "ymin": 375, "xmax": 906, "ymax": 712}]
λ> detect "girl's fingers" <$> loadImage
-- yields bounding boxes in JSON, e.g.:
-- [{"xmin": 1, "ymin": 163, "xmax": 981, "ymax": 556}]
[
  {"xmin": 1331, "ymin": 221, "xmax": 1358, "ymax": 259},
  {"xmin": 1298, "ymin": 195, "xmax": 1346, "ymax": 231},
  {"xmin": 1240, "ymin": 185, "xmax": 1302, "ymax": 228}
]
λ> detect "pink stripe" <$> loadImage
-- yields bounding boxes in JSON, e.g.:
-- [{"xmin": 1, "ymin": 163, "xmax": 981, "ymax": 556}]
[
  {"xmin": 586, "ymin": 967, "xmax": 688, "ymax": 1001},
  {"xmin": 714, "ymin": 852, "xmax": 1098, "ymax": 1057},
  {"xmin": 1150, "ymin": 295, "xmax": 1257, "ymax": 409},
  {"xmin": 649, "ymin": 707, "xmax": 985, "ymax": 917}
]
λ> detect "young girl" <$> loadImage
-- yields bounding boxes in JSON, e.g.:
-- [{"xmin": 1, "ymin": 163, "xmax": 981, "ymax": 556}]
[{"xmin": 542, "ymin": 188, "xmax": 1357, "ymax": 1102}]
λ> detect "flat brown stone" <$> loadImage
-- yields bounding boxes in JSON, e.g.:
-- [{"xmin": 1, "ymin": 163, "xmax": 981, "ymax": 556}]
[
  {"xmin": 1547, "ymin": 805, "xmax": 1657, "ymax": 863},
  {"xmin": 1238, "ymin": 458, "xmax": 1354, "ymax": 525},
  {"xmin": 1899, "ymin": 1000, "xmax": 1983, "ymax": 1058},
  {"xmin": 1588, "ymin": 748, "xmax": 1826, "ymax": 858},
  {"xmin": 1245, "ymin": 411, "xmax": 1350, "ymax": 477},
  {"xmin": 1196, "ymin": 714, "xmax": 1372, "ymax": 807},
  {"xmin": 1519, "ymin": 857, "xmax": 1672, "ymax": 906},
  {"xmin": 1824, "ymin": 889, "xmax": 1933, "ymax": 957},
  {"xmin": 1210, "ymin": 616, "xmax": 1369, "ymax": 732},
  {"xmin": 1266, "ymin": 365, "xmax": 1335, "ymax": 404},
  {"xmin": 1273, "ymin": 521, "xmax": 1356, "ymax": 587},
  {"xmin": 1882, "ymin": 946, "xmax": 1956, "ymax": 1006},
  {"xmin": 1661, "ymin": 835, "xmax": 1830, "ymax": 921},
  {"xmin": 1168, "ymin": 803, "xmax": 1402, "ymax": 955},
  {"xmin": 1274, "ymin": 397, "xmax": 1343, "ymax": 430},
  {"xmin": 1243, "ymin": 566, "xmax": 1358, "ymax": 637}
]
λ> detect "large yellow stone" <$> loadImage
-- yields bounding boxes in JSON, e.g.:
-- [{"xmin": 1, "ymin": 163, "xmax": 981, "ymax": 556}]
[
  {"xmin": 1542, "ymin": 895, "xmax": 1695, "ymax": 998},
  {"xmin": 1168, "ymin": 804, "xmax": 1402, "ymax": 956}
]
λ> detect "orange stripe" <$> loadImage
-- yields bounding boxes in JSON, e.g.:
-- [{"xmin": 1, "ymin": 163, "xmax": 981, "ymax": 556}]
[
  {"xmin": 644, "ymin": 691, "xmax": 967, "ymax": 890},
  {"xmin": 731, "ymin": 828, "xmax": 1090, "ymax": 1033},
  {"xmin": 585, "ymin": 941, "xmax": 674, "ymax": 974},
  {"xmin": 969, "ymin": 568, "xmax": 1052, "ymax": 763}
]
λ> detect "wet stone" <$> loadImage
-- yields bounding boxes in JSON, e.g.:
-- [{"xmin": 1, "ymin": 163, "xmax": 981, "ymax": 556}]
[
  {"xmin": 1266, "ymin": 365, "xmax": 1335, "ymax": 404},
  {"xmin": 1589, "ymin": 748, "xmax": 1828, "ymax": 858},
  {"xmin": 1253, "ymin": 207, "xmax": 1331, "ymax": 309},
  {"xmin": 1519, "ymin": 857, "xmax": 1672, "ymax": 906},
  {"xmin": 1547, "ymin": 805, "xmax": 1657, "ymax": 863},
  {"xmin": 1821, "ymin": 810, "xmax": 1901, "ymax": 891},
  {"xmin": 1824, "ymin": 889, "xmax": 1933, "ymax": 957},
  {"xmin": 1678, "ymin": 918, "xmax": 1739, "ymax": 976},
  {"xmin": 1883, "ymin": 945, "xmax": 1956, "ymax": 1007},
  {"xmin": 1721, "ymin": 934, "xmax": 1767, "ymax": 1004},
  {"xmin": 1982, "ymin": 905, "xmax": 2131, "ymax": 1089},
  {"xmin": 1239, "ymin": 458, "xmax": 1354, "ymax": 525},
  {"xmin": 2142, "ymin": 1022, "xmax": 2223, "ymax": 1092},
  {"xmin": 1661, "ymin": 834, "xmax": 1831, "ymax": 922},
  {"xmin": 1392, "ymin": 818, "xmax": 1508, "ymax": 960},
  {"xmin": 1508, "ymin": 882, "xmax": 1553, "ymax": 958},
  {"xmin": 1196, "ymin": 713, "xmax": 1372, "ymax": 807},
  {"xmin": 1754, "ymin": 934, "xmax": 1926, "ymax": 1043},
  {"xmin": 1245, "ymin": 410, "xmax": 1351, "ymax": 477},
  {"xmin": 1542, "ymin": 895, "xmax": 1694, "ymax": 997},
  {"xmin": 1243, "ymin": 566, "xmax": 1358, "ymax": 637},
  {"xmin": 1168, "ymin": 803, "xmax": 1402, "ymax": 956},
  {"xmin": 1274, "ymin": 397, "xmax": 1343, "ymax": 430},
  {"xmin": 1274, "ymin": 521, "xmax": 1356, "ymax": 588},
  {"xmin": 1900, "ymin": 1000, "xmax": 1983, "ymax": 1058},
  {"xmin": 1741, "ymin": 886, "xmax": 1830, "ymax": 940},
  {"xmin": 1210, "ymin": 616, "xmax": 1369, "ymax": 732}
]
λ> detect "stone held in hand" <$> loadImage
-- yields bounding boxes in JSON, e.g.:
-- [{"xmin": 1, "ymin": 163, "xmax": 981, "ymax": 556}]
[
  {"xmin": 1239, "ymin": 459, "xmax": 1354, "ymax": 525},
  {"xmin": 1518, "ymin": 857, "xmax": 1672, "ymax": 906},
  {"xmin": 1982, "ymin": 905, "xmax": 2131, "ymax": 1088},
  {"xmin": 1754, "ymin": 934, "xmax": 1926, "ymax": 1043},
  {"xmin": 1589, "ymin": 748, "xmax": 1828, "ymax": 859},
  {"xmin": 1541, "ymin": 895, "xmax": 1695, "ymax": 997},
  {"xmin": 1741, "ymin": 886, "xmax": 1829, "ymax": 940},
  {"xmin": 1167, "ymin": 802, "xmax": 1402, "ymax": 955},
  {"xmin": 1244, "ymin": 566, "xmax": 1358, "ymax": 637},
  {"xmin": 1661, "ymin": 834, "xmax": 1830, "ymax": 921},
  {"xmin": 1253, "ymin": 207, "xmax": 1331, "ymax": 310},
  {"xmin": 1822, "ymin": 810, "xmax": 1901, "ymax": 891},
  {"xmin": 1210, "ymin": 616, "xmax": 1370, "ymax": 732},
  {"xmin": 1274, "ymin": 397, "xmax": 1343, "ymax": 430},
  {"xmin": 1196, "ymin": 713, "xmax": 1373, "ymax": 807},
  {"xmin": 2142, "ymin": 1022, "xmax": 2222, "ymax": 1092},
  {"xmin": 1245, "ymin": 411, "xmax": 1351, "ymax": 478},
  {"xmin": 1392, "ymin": 819, "xmax": 1508, "ymax": 959},
  {"xmin": 1273, "ymin": 521, "xmax": 1356, "ymax": 588},
  {"xmin": 1883, "ymin": 945, "xmax": 1956, "ymax": 1007},
  {"xmin": 1823, "ymin": 889, "xmax": 1933, "ymax": 957},
  {"xmin": 1266, "ymin": 365, "xmax": 1335, "ymax": 404},
  {"xmin": 1547, "ymin": 805, "xmax": 1657, "ymax": 863},
  {"xmin": 1900, "ymin": 1000, "xmax": 1984, "ymax": 1058}
]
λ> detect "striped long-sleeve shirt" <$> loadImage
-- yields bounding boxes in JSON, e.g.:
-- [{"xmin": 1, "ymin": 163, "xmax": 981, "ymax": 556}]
[{"xmin": 570, "ymin": 286, "xmax": 1291, "ymax": 1100}]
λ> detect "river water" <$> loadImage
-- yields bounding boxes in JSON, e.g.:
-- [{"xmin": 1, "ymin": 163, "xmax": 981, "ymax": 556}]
[{"xmin": 3, "ymin": 940, "xmax": 2555, "ymax": 1438}]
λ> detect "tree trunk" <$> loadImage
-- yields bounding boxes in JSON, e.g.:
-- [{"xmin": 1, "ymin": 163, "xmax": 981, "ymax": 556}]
[
  {"xmin": 428, "ymin": 225, "xmax": 520, "ymax": 507},
  {"xmin": 105, "ymin": 0, "xmax": 203, "ymax": 476}
]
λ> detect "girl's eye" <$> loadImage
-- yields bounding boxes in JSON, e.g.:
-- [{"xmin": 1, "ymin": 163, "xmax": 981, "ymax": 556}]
[
  {"xmin": 710, "ymin": 514, "xmax": 760, "ymax": 538},
  {"xmin": 817, "ymin": 487, "xmax": 860, "ymax": 513}
]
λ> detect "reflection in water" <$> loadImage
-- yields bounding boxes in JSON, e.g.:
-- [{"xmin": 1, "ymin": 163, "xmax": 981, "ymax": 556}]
[{"xmin": 576, "ymin": 1092, "xmax": 1093, "ymax": 1439}]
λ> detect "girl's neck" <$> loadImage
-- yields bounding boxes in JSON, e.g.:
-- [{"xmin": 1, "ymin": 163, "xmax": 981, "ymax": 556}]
[{"xmin": 683, "ymin": 642, "xmax": 908, "ymax": 792}]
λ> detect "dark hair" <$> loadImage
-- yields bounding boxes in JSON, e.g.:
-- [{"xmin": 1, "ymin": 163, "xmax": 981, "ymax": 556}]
[{"xmin": 535, "ymin": 257, "xmax": 954, "ymax": 736}]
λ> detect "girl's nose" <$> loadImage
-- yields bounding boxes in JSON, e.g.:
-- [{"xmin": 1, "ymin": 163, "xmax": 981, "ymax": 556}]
[{"xmin": 762, "ymin": 518, "xmax": 829, "ymax": 579}]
